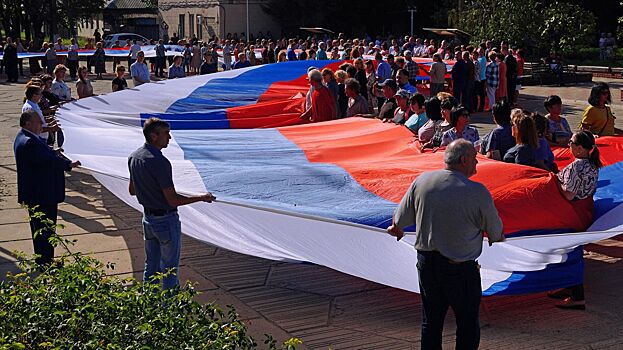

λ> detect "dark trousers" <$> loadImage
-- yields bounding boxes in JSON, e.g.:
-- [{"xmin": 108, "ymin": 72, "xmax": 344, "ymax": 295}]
[
  {"xmin": 453, "ymin": 83, "xmax": 465, "ymax": 105},
  {"xmin": 5, "ymin": 62, "xmax": 18, "ymax": 82},
  {"xmin": 506, "ymin": 79, "xmax": 516, "ymax": 103},
  {"xmin": 463, "ymin": 80, "xmax": 475, "ymax": 112},
  {"xmin": 568, "ymin": 284, "xmax": 585, "ymax": 301},
  {"xmin": 128, "ymin": 58, "xmax": 136, "ymax": 76},
  {"xmin": 67, "ymin": 59, "xmax": 79, "ymax": 80},
  {"xmin": 156, "ymin": 57, "xmax": 166, "ymax": 77},
  {"xmin": 430, "ymin": 83, "xmax": 444, "ymax": 97},
  {"xmin": 28, "ymin": 203, "xmax": 58, "ymax": 266},
  {"xmin": 87, "ymin": 55, "xmax": 93, "ymax": 73},
  {"xmin": 474, "ymin": 80, "xmax": 486, "ymax": 112},
  {"xmin": 18, "ymin": 58, "xmax": 24, "ymax": 76},
  {"xmin": 417, "ymin": 251, "xmax": 481, "ymax": 350}
]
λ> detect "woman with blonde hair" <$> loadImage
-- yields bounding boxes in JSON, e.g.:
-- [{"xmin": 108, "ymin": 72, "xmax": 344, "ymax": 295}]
[
  {"xmin": 277, "ymin": 51, "xmax": 287, "ymax": 62},
  {"xmin": 335, "ymin": 70, "xmax": 348, "ymax": 118}
]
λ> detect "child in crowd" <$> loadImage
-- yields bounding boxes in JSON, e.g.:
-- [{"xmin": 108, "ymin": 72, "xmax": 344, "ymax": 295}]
[
  {"xmin": 543, "ymin": 95, "xmax": 572, "ymax": 146},
  {"xmin": 531, "ymin": 113, "xmax": 557, "ymax": 172},
  {"xmin": 480, "ymin": 100, "xmax": 515, "ymax": 160},
  {"xmin": 111, "ymin": 66, "xmax": 128, "ymax": 92},
  {"xmin": 548, "ymin": 130, "xmax": 603, "ymax": 310}
]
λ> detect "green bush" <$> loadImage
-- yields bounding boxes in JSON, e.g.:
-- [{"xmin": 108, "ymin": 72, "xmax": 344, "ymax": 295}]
[
  {"xmin": 0, "ymin": 209, "xmax": 302, "ymax": 349},
  {"xmin": 566, "ymin": 47, "xmax": 601, "ymax": 61}
]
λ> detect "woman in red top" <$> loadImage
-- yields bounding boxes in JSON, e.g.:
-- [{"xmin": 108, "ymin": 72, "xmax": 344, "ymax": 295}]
[
  {"xmin": 514, "ymin": 49, "xmax": 525, "ymax": 106},
  {"xmin": 300, "ymin": 70, "xmax": 337, "ymax": 123},
  {"xmin": 495, "ymin": 52, "xmax": 507, "ymax": 102}
]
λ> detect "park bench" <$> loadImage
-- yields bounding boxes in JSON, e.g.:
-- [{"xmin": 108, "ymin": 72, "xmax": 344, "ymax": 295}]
[{"xmin": 523, "ymin": 62, "xmax": 582, "ymax": 86}]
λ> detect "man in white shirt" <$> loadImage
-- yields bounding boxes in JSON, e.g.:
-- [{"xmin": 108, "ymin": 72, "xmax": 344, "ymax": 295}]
[
  {"xmin": 21, "ymin": 86, "xmax": 60, "ymax": 144},
  {"xmin": 128, "ymin": 40, "xmax": 142, "ymax": 76},
  {"xmin": 131, "ymin": 51, "xmax": 151, "ymax": 86}
]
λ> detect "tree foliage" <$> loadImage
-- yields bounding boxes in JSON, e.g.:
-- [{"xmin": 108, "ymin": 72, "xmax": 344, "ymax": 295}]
[
  {"xmin": 0, "ymin": 0, "xmax": 106, "ymax": 42},
  {"xmin": 456, "ymin": 0, "xmax": 596, "ymax": 55},
  {"xmin": 541, "ymin": 2, "xmax": 596, "ymax": 53},
  {"xmin": 0, "ymin": 209, "xmax": 301, "ymax": 349}
]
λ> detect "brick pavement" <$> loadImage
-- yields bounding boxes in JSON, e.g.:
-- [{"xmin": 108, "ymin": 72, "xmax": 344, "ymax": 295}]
[{"xmin": 1, "ymin": 63, "xmax": 623, "ymax": 349}]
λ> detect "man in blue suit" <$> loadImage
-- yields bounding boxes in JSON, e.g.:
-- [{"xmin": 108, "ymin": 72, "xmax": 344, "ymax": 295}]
[{"xmin": 14, "ymin": 111, "xmax": 80, "ymax": 265}]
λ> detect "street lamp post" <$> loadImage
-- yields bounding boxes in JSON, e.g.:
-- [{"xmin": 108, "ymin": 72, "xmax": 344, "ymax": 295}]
[
  {"xmin": 246, "ymin": 0, "xmax": 249, "ymax": 40},
  {"xmin": 408, "ymin": 5, "xmax": 417, "ymax": 37}
]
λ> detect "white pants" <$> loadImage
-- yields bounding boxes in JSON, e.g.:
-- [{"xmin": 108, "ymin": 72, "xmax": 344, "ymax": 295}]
[
  {"xmin": 486, "ymin": 85, "xmax": 497, "ymax": 110},
  {"xmin": 224, "ymin": 56, "xmax": 232, "ymax": 71}
]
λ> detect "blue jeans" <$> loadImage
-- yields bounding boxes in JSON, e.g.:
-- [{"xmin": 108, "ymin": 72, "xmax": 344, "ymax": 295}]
[
  {"xmin": 417, "ymin": 250, "xmax": 481, "ymax": 350},
  {"xmin": 142, "ymin": 212, "xmax": 181, "ymax": 289}
]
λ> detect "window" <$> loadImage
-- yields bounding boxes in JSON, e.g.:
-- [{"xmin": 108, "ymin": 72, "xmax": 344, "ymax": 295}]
[
  {"xmin": 189, "ymin": 14, "xmax": 194, "ymax": 36},
  {"xmin": 197, "ymin": 16, "xmax": 202, "ymax": 39},
  {"xmin": 178, "ymin": 14, "xmax": 185, "ymax": 38}
]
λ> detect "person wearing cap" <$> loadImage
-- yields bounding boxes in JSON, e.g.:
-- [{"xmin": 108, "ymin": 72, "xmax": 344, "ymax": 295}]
[
  {"xmin": 353, "ymin": 79, "xmax": 398, "ymax": 120},
  {"xmin": 386, "ymin": 89, "xmax": 411, "ymax": 124},
  {"xmin": 396, "ymin": 69, "xmax": 417, "ymax": 94},
  {"xmin": 345, "ymin": 78, "xmax": 370, "ymax": 117},
  {"xmin": 300, "ymin": 69, "xmax": 336, "ymax": 123},
  {"xmin": 403, "ymin": 50, "xmax": 420, "ymax": 87},
  {"xmin": 375, "ymin": 52, "xmax": 391, "ymax": 108}
]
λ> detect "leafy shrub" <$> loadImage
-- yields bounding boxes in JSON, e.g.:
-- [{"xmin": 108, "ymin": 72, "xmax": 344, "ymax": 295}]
[{"xmin": 0, "ymin": 209, "xmax": 301, "ymax": 349}]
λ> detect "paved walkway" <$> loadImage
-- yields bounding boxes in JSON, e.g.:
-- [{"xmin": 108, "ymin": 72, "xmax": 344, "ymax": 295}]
[{"xmin": 1, "ymin": 65, "xmax": 623, "ymax": 349}]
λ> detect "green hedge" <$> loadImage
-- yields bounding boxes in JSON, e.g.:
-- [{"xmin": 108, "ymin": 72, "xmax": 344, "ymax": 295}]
[{"xmin": 0, "ymin": 210, "xmax": 301, "ymax": 349}]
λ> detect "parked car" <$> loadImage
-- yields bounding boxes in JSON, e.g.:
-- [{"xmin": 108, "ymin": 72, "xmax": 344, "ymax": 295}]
[{"xmin": 103, "ymin": 33, "xmax": 149, "ymax": 48}]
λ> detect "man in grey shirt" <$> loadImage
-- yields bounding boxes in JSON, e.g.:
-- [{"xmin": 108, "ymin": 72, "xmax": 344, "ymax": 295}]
[
  {"xmin": 128, "ymin": 118, "xmax": 215, "ymax": 289},
  {"xmin": 387, "ymin": 139, "xmax": 504, "ymax": 350}
]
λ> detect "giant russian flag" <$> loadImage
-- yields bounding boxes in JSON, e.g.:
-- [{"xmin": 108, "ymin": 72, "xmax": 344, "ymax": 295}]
[{"xmin": 57, "ymin": 61, "xmax": 623, "ymax": 295}]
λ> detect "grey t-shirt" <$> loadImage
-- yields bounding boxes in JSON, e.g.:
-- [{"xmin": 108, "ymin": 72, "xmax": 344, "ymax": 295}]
[
  {"xmin": 394, "ymin": 169, "xmax": 503, "ymax": 262},
  {"xmin": 128, "ymin": 143, "xmax": 175, "ymax": 211}
]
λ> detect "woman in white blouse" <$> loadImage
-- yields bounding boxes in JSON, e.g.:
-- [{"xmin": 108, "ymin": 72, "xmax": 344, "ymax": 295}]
[{"xmin": 51, "ymin": 65, "xmax": 73, "ymax": 102}]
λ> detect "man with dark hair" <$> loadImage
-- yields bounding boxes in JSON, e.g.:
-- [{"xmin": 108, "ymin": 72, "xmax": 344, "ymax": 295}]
[
  {"xmin": 155, "ymin": 39, "xmax": 167, "ymax": 78},
  {"xmin": 388, "ymin": 139, "xmax": 505, "ymax": 350},
  {"xmin": 395, "ymin": 69, "xmax": 416, "ymax": 94},
  {"xmin": 403, "ymin": 50, "xmax": 419, "ymax": 86},
  {"xmin": 14, "ymin": 111, "xmax": 80, "ymax": 266},
  {"xmin": 128, "ymin": 118, "xmax": 216, "ymax": 290},
  {"xmin": 480, "ymin": 100, "xmax": 515, "ymax": 160}
]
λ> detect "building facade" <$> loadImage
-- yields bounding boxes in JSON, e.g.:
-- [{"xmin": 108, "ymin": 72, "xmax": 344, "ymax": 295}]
[
  {"xmin": 104, "ymin": 0, "xmax": 280, "ymax": 42},
  {"xmin": 158, "ymin": 0, "xmax": 280, "ymax": 41}
]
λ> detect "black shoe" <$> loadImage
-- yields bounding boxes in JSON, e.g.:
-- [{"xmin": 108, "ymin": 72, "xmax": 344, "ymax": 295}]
[{"xmin": 547, "ymin": 288, "xmax": 571, "ymax": 300}]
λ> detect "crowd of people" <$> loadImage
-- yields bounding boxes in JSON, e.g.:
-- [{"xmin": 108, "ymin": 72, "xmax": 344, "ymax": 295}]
[
  {"xmin": 384, "ymin": 81, "xmax": 616, "ymax": 349},
  {"xmin": 3, "ymin": 33, "xmax": 530, "ymax": 107},
  {"xmin": 8, "ymin": 30, "xmax": 623, "ymax": 350}
]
